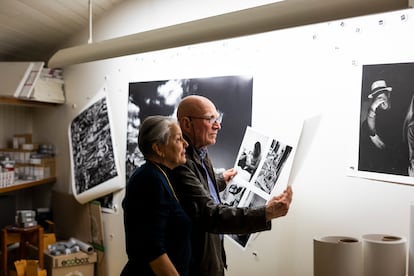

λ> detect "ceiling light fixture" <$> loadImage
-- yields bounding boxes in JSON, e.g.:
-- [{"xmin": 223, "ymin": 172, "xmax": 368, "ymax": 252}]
[
  {"xmin": 47, "ymin": 0, "xmax": 408, "ymax": 68},
  {"xmin": 48, "ymin": 2, "xmax": 286, "ymax": 68}
]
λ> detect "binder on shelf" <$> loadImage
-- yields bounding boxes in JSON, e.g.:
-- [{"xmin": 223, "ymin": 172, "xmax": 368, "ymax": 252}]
[
  {"xmin": 19, "ymin": 61, "xmax": 45, "ymax": 98},
  {"xmin": 0, "ymin": 62, "xmax": 65, "ymax": 104},
  {"xmin": 30, "ymin": 68, "xmax": 65, "ymax": 104}
]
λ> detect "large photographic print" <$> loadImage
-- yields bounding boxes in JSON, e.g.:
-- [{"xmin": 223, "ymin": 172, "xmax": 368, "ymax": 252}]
[
  {"xmin": 69, "ymin": 96, "xmax": 122, "ymax": 204},
  {"xmin": 126, "ymin": 75, "xmax": 253, "ymax": 179},
  {"xmin": 356, "ymin": 62, "xmax": 414, "ymax": 185}
]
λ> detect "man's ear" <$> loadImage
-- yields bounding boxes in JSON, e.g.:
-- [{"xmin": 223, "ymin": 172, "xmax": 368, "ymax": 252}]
[{"xmin": 180, "ymin": 117, "xmax": 192, "ymax": 131}]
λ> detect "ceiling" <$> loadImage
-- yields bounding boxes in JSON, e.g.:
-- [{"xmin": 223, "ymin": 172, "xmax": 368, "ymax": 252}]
[
  {"xmin": 0, "ymin": 0, "xmax": 410, "ymax": 66},
  {"xmin": 0, "ymin": 0, "xmax": 125, "ymax": 63}
]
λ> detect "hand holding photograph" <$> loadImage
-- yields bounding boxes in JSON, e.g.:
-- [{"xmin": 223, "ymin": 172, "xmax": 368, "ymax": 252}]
[{"xmin": 221, "ymin": 126, "xmax": 298, "ymax": 248}]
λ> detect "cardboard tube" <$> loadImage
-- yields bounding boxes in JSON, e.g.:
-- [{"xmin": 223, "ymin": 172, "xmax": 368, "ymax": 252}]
[
  {"xmin": 409, "ymin": 202, "xmax": 414, "ymax": 276},
  {"xmin": 69, "ymin": 237, "xmax": 94, "ymax": 254}
]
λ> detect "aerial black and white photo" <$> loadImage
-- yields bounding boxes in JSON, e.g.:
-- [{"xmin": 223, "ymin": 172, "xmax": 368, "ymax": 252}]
[{"xmin": 69, "ymin": 96, "xmax": 122, "ymax": 204}]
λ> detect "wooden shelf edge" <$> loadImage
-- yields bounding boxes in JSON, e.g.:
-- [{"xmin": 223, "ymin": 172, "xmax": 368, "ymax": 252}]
[
  {"xmin": 0, "ymin": 96, "xmax": 62, "ymax": 107},
  {"xmin": 0, "ymin": 176, "xmax": 56, "ymax": 193}
]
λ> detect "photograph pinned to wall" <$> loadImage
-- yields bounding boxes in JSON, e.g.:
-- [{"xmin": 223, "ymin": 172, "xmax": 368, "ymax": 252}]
[
  {"xmin": 95, "ymin": 193, "xmax": 116, "ymax": 213},
  {"xmin": 126, "ymin": 75, "xmax": 253, "ymax": 180},
  {"xmin": 221, "ymin": 126, "xmax": 297, "ymax": 249},
  {"xmin": 348, "ymin": 61, "xmax": 414, "ymax": 185},
  {"xmin": 69, "ymin": 93, "xmax": 123, "ymax": 204}
]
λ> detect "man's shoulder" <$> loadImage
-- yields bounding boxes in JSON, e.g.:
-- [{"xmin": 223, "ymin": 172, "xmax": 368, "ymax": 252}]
[{"xmin": 174, "ymin": 158, "xmax": 198, "ymax": 177}]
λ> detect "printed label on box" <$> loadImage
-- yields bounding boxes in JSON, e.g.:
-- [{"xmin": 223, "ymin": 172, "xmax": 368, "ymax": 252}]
[{"xmin": 45, "ymin": 251, "xmax": 97, "ymax": 268}]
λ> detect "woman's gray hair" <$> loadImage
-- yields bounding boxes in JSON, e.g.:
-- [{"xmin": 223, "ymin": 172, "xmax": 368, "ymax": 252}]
[{"xmin": 138, "ymin": 115, "xmax": 177, "ymax": 158}]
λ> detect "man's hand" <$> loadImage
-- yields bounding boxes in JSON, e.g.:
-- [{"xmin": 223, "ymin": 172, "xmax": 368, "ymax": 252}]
[
  {"xmin": 370, "ymin": 134, "xmax": 385, "ymax": 149},
  {"xmin": 265, "ymin": 186, "xmax": 293, "ymax": 221},
  {"xmin": 409, "ymin": 164, "xmax": 414, "ymax": 177},
  {"xmin": 223, "ymin": 168, "xmax": 237, "ymax": 184},
  {"xmin": 371, "ymin": 96, "xmax": 387, "ymax": 111}
]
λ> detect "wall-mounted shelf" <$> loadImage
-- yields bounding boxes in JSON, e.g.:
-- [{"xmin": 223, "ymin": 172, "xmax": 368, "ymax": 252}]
[
  {"xmin": 0, "ymin": 96, "xmax": 61, "ymax": 107},
  {"xmin": 0, "ymin": 62, "xmax": 65, "ymax": 104},
  {"xmin": 0, "ymin": 176, "xmax": 56, "ymax": 194}
]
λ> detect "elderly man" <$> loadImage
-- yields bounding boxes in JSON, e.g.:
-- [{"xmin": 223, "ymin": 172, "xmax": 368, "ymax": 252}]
[{"xmin": 172, "ymin": 95, "xmax": 293, "ymax": 276}]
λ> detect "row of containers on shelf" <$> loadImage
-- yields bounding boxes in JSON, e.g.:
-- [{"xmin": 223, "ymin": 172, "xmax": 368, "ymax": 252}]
[{"xmin": 0, "ymin": 147, "xmax": 55, "ymax": 187}]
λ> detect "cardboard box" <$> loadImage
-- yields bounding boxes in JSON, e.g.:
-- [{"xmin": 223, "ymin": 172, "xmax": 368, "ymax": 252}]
[
  {"xmin": 26, "ymin": 260, "xmax": 47, "ymax": 276},
  {"xmin": 44, "ymin": 251, "xmax": 97, "ymax": 276},
  {"xmin": 43, "ymin": 233, "xmax": 57, "ymax": 249},
  {"xmin": 9, "ymin": 259, "xmax": 47, "ymax": 276},
  {"xmin": 13, "ymin": 134, "xmax": 32, "ymax": 149}
]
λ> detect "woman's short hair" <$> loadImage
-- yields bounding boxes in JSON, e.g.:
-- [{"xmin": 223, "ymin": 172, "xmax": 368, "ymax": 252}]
[{"xmin": 138, "ymin": 115, "xmax": 177, "ymax": 158}]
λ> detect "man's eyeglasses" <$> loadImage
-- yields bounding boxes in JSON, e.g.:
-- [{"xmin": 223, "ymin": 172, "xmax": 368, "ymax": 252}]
[{"xmin": 188, "ymin": 112, "xmax": 223, "ymax": 125}]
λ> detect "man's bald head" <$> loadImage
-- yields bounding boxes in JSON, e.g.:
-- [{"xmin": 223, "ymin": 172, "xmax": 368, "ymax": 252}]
[
  {"xmin": 177, "ymin": 95, "xmax": 216, "ymax": 120},
  {"xmin": 177, "ymin": 95, "xmax": 221, "ymax": 149}
]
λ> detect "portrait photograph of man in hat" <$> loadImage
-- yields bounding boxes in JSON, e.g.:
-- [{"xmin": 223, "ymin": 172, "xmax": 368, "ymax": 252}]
[{"xmin": 358, "ymin": 62, "xmax": 414, "ymax": 178}]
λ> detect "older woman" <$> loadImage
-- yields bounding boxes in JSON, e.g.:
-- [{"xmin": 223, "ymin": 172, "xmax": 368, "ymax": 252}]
[{"xmin": 121, "ymin": 115, "xmax": 190, "ymax": 276}]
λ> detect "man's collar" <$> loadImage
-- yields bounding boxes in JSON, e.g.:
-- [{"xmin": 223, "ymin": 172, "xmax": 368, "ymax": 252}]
[{"xmin": 198, "ymin": 147, "xmax": 208, "ymax": 160}]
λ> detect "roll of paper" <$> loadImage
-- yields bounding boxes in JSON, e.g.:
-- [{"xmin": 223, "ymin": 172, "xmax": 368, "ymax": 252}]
[
  {"xmin": 362, "ymin": 234, "xmax": 407, "ymax": 276},
  {"xmin": 314, "ymin": 236, "xmax": 362, "ymax": 276},
  {"xmin": 409, "ymin": 202, "xmax": 414, "ymax": 276},
  {"xmin": 69, "ymin": 237, "xmax": 94, "ymax": 254}
]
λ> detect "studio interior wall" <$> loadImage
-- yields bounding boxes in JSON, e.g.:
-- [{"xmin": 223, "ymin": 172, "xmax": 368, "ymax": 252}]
[{"xmin": 37, "ymin": 1, "xmax": 414, "ymax": 275}]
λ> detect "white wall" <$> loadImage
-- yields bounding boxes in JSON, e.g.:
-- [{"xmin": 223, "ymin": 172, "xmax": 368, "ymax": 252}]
[
  {"xmin": 0, "ymin": 106, "xmax": 33, "ymax": 148},
  {"xmin": 37, "ymin": 1, "xmax": 414, "ymax": 275}
]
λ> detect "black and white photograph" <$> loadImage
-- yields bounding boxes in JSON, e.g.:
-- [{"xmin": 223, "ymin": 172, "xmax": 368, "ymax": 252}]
[
  {"xmin": 228, "ymin": 191, "xmax": 267, "ymax": 248},
  {"xmin": 95, "ymin": 193, "xmax": 115, "ymax": 213},
  {"xmin": 235, "ymin": 127, "xmax": 269, "ymax": 183},
  {"xmin": 223, "ymin": 126, "xmax": 297, "ymax": 249},
  {"xmin": 254, "ymin": 139, "xmax": 292, "ymax": 194},
  {"xmin": 126, "ymin": 75, "xmax": 253, "ymax": 179},
  {"xmin": 220, "ymin": 182, "xmax": 246, "ymax": 207},
  {"xmin": 69, "ymin": 95, "xmax": 122, "ymax": 204},
  {"xmin": 357, "ymin": 62, "xmax": 414, "ymax": 185}
]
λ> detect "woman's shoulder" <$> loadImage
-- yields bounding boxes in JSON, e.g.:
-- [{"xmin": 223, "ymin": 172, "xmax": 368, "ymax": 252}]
[{"xmin": 129, "ymin": 162, "xmax": 163, "ymax": 182}]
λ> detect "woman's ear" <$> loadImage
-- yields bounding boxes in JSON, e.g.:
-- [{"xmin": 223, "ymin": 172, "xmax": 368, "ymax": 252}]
[{"xmin": 152, "ymin": 143, "xmax": 164, "ymax": 158}]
